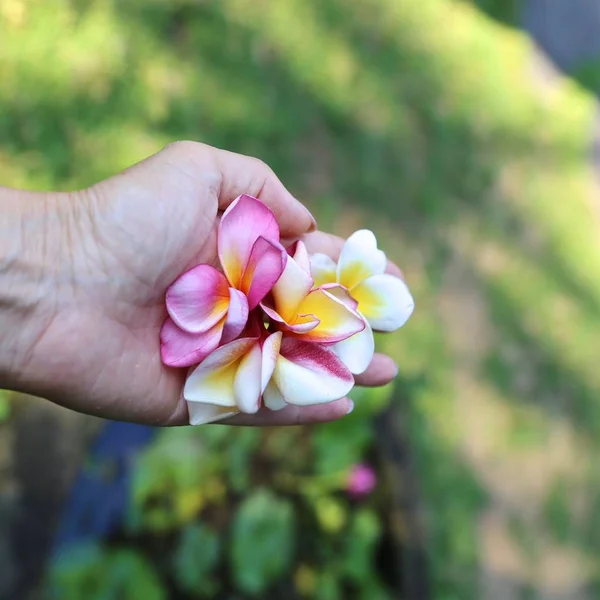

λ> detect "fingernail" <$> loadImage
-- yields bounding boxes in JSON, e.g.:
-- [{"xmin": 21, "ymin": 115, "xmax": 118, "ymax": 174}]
[
  {"xmin": 392, "ymin": 363, "xmax": 399, "ymax": 378},
  {"xmin": 346, "ymin": 400, "xmax": 354, "ymax": 415},
  {"xmin": 299, "ymin": 202, "xmax": 317, "ymax": 232}
]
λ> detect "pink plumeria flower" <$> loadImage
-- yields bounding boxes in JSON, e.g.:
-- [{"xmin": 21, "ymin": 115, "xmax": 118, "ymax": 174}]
[
  {"xmin": 260, "ymin": 331, "xmax": 354, "ymax": 412},
  {"xmin": 183, "ymin": 327, "xmax": 355, "ymax": 424},
  {"xmin": 160, "ymin": 195, "xmax": 287, "ymax": 367},
  {"xmin": 346, "ymin": 463, "xmax": 377, "ymax": 499},
  {"xmin": 261, "ymin": 241, "xmax": 366, "ymax": 343},
  {"xmin": 310, "ymin": 230, "xmax": 414, "ymax": 374},
  {"xmin": 183, "ymin": 317, "xmax": 269, "ymax": 424}
]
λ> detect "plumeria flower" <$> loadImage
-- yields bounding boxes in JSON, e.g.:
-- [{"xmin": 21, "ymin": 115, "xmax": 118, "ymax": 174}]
[
  {"xmin": 310, "ymin": 230, "xmax": 414, "ymax": 374},
  {"xmin": 261, "ymin": 241, "xmax": 366, "ymax": 344},
  {"xmin": 184, "ymin": 326, "xmax": 355, "ymax": 424},
  {"xmin": 160, "ymin": 195, "xmax": 287, "ymax": 367}
]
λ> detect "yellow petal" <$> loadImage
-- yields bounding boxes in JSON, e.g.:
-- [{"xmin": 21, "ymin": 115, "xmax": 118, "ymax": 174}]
[
  {"xmin": 352, "ymin": 274, "xmax": 414, "ymax": 331},
  {"xmin": 337, "ymin": 230, "xmax": 386, "ymax": 290},
  {"xmin": 294, "ymin": 288, "xmax": 364, "ymax": 343},
  {"xmin": 272, "ymin": 253, "xmax": 313, "ymax": 322},
  {"xmin": 309, "ymin": 253, "xmax": 337, "ymax": 287}
]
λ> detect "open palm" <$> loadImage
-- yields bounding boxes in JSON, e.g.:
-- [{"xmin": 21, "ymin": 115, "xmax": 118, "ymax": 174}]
[{"xmin": 18, "ymin": 142, "xmax": 399, "ymax": 425}]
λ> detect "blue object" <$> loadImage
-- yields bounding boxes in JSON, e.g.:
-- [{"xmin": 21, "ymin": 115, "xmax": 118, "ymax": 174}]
[{"xmin": 52, "ymin": 422, "xmax": 156, "ymax": 552}]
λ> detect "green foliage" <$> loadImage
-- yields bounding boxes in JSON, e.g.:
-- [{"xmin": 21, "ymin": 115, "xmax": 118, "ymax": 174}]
[
  {"xmin": 6, "ymin": 0, "xmax": 600, "ymax": 597},
  {"xmin": 172, "ymin": 524, "xmax": 221, "ymax": 597},
  {"xmin": 230, "ymin": 489, "xmax": 295, "ymax": 595},
  {"xmin": 47, "ymin": 544, "xmax": 165, "ymax": 600},
  {"xmin": 340, "ymin": 509, "xmax": 381, "ymax": 585},
  {"xmin": 0, "ymin": 390, "xmax": 11, "ymax": 423}
]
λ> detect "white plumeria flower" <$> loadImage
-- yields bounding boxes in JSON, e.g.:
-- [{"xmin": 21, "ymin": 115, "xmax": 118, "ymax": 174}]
[{"xmin": 310, "ymin": 230, "xmax": 414, "ymax": 374}]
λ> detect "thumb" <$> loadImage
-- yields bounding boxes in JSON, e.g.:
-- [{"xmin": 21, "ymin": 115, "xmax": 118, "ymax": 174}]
[{"xmin": 150, "ymin": 141, "xmax": 317, "ymax": 238}]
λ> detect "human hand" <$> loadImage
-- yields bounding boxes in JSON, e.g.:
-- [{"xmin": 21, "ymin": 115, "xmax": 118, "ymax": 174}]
[{"xmin": 1, "ymin": 142, "xmax": 401, "ymax": 425}]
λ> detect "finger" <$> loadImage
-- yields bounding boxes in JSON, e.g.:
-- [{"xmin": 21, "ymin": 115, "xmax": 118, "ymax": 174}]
[
  {"xmin": 354, "ymin": 353, "xmax": 398, "ymax": 387},
  {"xmin": 222, "ymin": 397, "xmax": 353, "ymax": 426},
  {"xmin": 207, "ymin": 145, "xmax": 317, "ymax": 237},
  {"xmin": 301, "ymin": 231, "xmax": 404, "ymax": 278}
]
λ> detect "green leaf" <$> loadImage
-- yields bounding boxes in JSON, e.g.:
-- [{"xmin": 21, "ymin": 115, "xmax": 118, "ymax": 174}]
[
  {"xmin": 230, "ymin": 489, "xmax": 295, "ymax": 595},
  {"xmin": 100, "ymin": 549, "xmax": 166, "ymax": 600},
  {"xmin": 172, "ymin": 524, "xmax": 221, "ymax": 597},
  {"xmin": 46, "ymin": 542, "xmax": 105, "ymax": 600},
  {"xmin": 340, "ymin": 509, "xmax": 382, "ymax": 584}
]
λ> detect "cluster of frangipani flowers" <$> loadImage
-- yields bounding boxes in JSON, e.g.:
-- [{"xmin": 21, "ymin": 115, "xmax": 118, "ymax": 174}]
[{"xmin": 160, "ymin": 195, "xmax": 414, "ymax": 425}]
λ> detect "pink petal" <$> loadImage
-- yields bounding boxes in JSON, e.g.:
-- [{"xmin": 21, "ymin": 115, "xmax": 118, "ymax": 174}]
[
  {"xmin": 221, "ymin": 288, "xmax": 249, "ymax": 344},
  {"xmin": 273, "ymin": 337, "xmax": 354, "ymax": 405},
  {"xmin": 242, "ymin": 237, "xmax": 287, "ymax": 309},
  {"xmin": 218, "ymin": 195, "xmax": 279, "ymax": 289},
  {"xmin": 166, "ymin": 265, "xmax": 229, "ymax": 333},
  {"xmin": 160, "ymin": 317, "xmax": 223, "ymax": 368}
]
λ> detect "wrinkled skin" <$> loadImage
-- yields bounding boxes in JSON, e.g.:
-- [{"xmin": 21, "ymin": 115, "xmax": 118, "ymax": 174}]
[{"xmin": 1, "ymin": 142, "xmax": 402, "ymax": 426}]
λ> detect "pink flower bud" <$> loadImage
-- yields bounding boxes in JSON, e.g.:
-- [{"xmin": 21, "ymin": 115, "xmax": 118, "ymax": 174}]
[{"xmin": 346, "ymin": 463, "xmax": 376, "ymax": 498}]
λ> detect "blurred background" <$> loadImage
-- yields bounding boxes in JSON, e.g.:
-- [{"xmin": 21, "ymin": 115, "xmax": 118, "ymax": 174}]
[{"xmin": 2, "ymin": 0, "xmax": 600, "ymax": 598}]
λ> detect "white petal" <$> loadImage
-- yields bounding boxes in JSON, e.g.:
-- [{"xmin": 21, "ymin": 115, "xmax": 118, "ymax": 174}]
[
  {"xmin": 187, "ymin": 402, "xmax": 239, "ymax": 425},
  {"xmin": 183, "ymin": 338, "xmax": 255, "ymax": 406},
  {"xmin": 337, "ymin": 229, "xmax": 386, "ymax": 290},
  {"xmin": 263, "ymin": 380, "xmax": 287, "ymax": 411},
  {"xmin": 273, "ymin": 338, "xmax": 354, "ymax": 406},
  {"xmin": 261, "ymin": 332, "xmax": 282, "ymax": 392},
  {"xmin": 310, "ymin": 253, "xmax": 338, "ymax": 287},
  {"xmin": 331, "ymin": 313, "xmax": 374, "ymax": 375},
  {"xmin": 353, "ymin": 274, "xmax": 414, "ymax": 331},
  {"xmin": 271, "ymin": 253, "xmax": 313, "ymax": 322},
  {"xmin": 233, "ymin": 342, "xmax": 263, "ymax": 414}
]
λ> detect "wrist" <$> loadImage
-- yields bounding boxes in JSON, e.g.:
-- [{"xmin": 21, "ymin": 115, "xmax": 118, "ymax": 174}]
[{"xmin": 0, "ymin": 188, "xmax": 76, "ymax": 390}]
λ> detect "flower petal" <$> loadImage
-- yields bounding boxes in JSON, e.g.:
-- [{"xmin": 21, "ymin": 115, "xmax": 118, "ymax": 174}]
[
  {"xmin": 270, "ymin": 252, "xmax": 314, "ymax": 322},
  {"xmin": 183, "ymin": 338, "xmax": 256, "ymax": 405},
  {"xmin": 337, "ymin": 229, "xmax": 386, "ymax": 290},
  {"xmin": 242, "ymin": 237, "xmax": 287, "ymax": 309},
  {"xmin": 166, "ymin": 265, "xmax": 229, "ymax": 333},
  {"xmin": 352, "ymin": 274, "xmax": 415, "ymax": 331},
  {"xmin": 221, "ymin": 288, "xmax": 249, "ymax": 344},
  {"xmin": 261, "ymin": 332, "xmax": 282, "ymax": 391},
  {"xmin": 331, "ymin": 313, "xmax": 374, "ymax": 375},
  {"xmin": 321, "ymin": 283, "xmax": 359, "ymax": 311},
  {"xmin": 218, "ymin": 195, "xmax": 279, "ymax": 289},
  {"xmin": 188, "ymin": 402, "xmax": 239, "ymax": 425},
  {"xmin": 233, "ymin": 342, "xmax": 263, "ymax": 414},
  {"xmin": 160, "ymin": 317, "xmax": 223, "ymax": 368},
  {"xmin": 263, "ymin": 380, "xmax": 287, "ymax": 411},
  {"xmin": 294, "ymin": 288, "xmax": 365, "ymax": 343},
  {"xmin": 261, "ymin": 303, "xmax": 320, "ymax": 333},
  {"xmin": 288, "ymin": 240, "xmax": 311, "ymax": 273},
  {"xmin": 310, "ymin": 253, "xmax": 337, "ymax": 287},
  {"xmin": 273, "ymin": 337, "xmax": 354, "ymax": 405}
]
